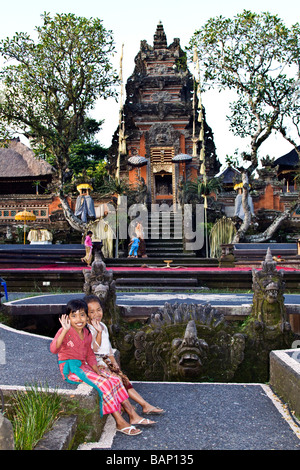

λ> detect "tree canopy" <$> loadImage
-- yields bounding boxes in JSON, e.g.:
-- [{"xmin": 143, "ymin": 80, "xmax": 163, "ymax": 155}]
[
  {"xmin": 188, "ymin": 10, "xmax": 300, "ymax": 174},
  {"xmin": 188, "ymin": 10, "xmax": 300, "ymax": 242},
  {"xmin": 0, "ymin": 12, "xmax": 118, "ymax": 188}
]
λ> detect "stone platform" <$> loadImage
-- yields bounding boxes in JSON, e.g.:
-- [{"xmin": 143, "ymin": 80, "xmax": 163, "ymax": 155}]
[
  {"xmin": 1, "ymin": 318, "xmax": 300, "ymax": 451},
  {"xmin": 2, "ymin": 295, "xmax": 300, "ymax": 451},
  {"xmin": 4, "ymin": 291, "xmax": 300, "ymax": 321}
]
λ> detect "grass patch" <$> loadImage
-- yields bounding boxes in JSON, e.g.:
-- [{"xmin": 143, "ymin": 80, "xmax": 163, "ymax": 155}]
[
  {"xmin": 7, "ymin": 383, "xmax": 62, "ymax": 450},
  {"xmin": 4, "ymin": 382, "xmax": 106, "ymax": 450}
]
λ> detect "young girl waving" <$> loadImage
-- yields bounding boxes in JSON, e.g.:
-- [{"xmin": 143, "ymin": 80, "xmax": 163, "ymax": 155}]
[
  {"xmin": 50, "ymin": 299, "xmax": 145, "ymax": 436},
  {"xmin": 84, "ymin": 295, "xmax": 165, "ymax": 417}
]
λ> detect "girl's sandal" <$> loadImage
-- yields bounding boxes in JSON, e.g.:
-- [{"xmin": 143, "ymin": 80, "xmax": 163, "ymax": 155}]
[
  {"xmin": 133, "ymin": 418, "xmax": 156, "ymax": 426},
  {"xmin": 144, "ymin": 407, "xmax": 165, "ymax": 415},
  {"xmin": 117, "ymin": 425, "xmax": 142, "ymax": 436}
]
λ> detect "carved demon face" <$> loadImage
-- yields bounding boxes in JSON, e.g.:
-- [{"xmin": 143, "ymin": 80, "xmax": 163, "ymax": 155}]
[
  {"xmin": 123, "ymin": 303, "xmax": 246, "ymax": 382},
  {"xmin": 170, "ymin": 320, "xmax": 208, "ymax": 379},
  {"xmin": 265, "ymin": 283, "xmax": 279, "ymax": 304}
]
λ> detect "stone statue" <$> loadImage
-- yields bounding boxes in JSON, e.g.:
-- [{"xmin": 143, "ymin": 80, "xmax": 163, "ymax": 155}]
[
  {"xmin": 5, "ymin": 226, "xmax": 13, "ymax": 240},
  {"xmin": 177, "ymin": 177, "xmax": 184, "ymax": 206},
  {"xmin": 251, "ymin": 248, "xmax": 289, "ymax": 331},
  {"xmin": 82, "ymin": 242, "xmax": 118, "ymax": 325},
  {"xmin": 234, "ymin": 188, "xmax": 255, "ymax": 220},
  {"xmin": 113, "ymin": 302, "xmax": 245, "ymax": 382},
  {"xmin": 135, "ymin": 178, "xmax": 148, "ymax": 205},
  {"xmin": 75, "ymin": 186, "xmax": 96, "ymax": 223},
  {"xmin": 236, "ymin": 247, "xmax": 296, "ymax": 382}
]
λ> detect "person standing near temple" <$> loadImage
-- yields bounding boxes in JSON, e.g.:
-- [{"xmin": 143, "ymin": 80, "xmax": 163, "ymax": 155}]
[
  {"xmin": 81, "ymin": 230, "xmax": 93, "ymax": 266},
  {"xmin": 128, "ymin": 233, "xmax": 140, "ymax": 258},
  {"xmin": 135, "ymin": 221, "xmax": 147, "ymax": 258}
]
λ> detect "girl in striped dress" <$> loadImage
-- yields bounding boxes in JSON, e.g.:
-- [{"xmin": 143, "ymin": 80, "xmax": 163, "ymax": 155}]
[{"xmin": 50, "ymin": 299, "xmax": 146, "ymax": 436}]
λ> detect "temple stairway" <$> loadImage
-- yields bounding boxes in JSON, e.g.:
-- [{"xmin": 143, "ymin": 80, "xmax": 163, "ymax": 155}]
[
  {"xmin": 0, "ymin": 210, "xmax": 219, "ymax": 292},
  {"xmin": 111, "ymin": 210, "xmax": 207, "ymax": 291},
  {"xmin": 141, "ymin": 209, "xmax": 194, "ymax": 258}
]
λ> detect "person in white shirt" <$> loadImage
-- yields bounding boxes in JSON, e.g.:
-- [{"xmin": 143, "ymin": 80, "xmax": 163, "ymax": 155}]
[{"xmin": 84, "ymin": 295, "xmax": 165, "ymax": 421}]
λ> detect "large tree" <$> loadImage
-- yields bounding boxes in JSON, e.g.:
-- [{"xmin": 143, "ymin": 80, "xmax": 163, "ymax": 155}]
[
  {"xmin": 274, "ymin": 24, "xmax": 300, "ymax": 155},
  {"xmin": 189, "ymin": 10, "xmax": 300, "ymax": 241},
  {"xmin": 0, "ymin": 12, "xmax": 118, "ymax": 230}
]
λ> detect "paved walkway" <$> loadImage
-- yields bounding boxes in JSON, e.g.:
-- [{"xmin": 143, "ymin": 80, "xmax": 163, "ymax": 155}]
[
  {"xmin": 1, "ymin": 292, "xmax": 300, "ymax": 451},
  {"xmin": 5, "ymin": 292, "xmax": 300, "ymax": 327},
  {"xmin": 88, "ymin": 382, "xmax": 300, "ymax": 451},
  {"xmin": 1, "ymin": 319, "xmax": 300, "ymax": 451},
  {"xmin": 6, "ymin": 291, "xmax": 300, "ymax": 309}
]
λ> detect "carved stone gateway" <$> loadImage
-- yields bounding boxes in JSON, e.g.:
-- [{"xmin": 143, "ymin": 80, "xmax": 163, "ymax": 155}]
[
  {"xmin": 109, "ymin": 22, "xmax": 220, "ymax": 205},
  {"xmin": 83, "ymin": 246, "xmax": 297, "ymax": 383},
  {"xmin": 112, "ymin": 302, "xmax": 246, "ymax": 382}
]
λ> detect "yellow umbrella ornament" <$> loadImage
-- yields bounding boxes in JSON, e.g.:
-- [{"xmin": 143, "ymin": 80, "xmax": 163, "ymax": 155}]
[{"xmin": 15, "ymin": 210, "xmax": 37, "ymax": 244}]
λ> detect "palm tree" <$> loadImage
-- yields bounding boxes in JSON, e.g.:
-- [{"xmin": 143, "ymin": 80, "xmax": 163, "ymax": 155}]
[{"xmin": 183, "ymin": 177, "xmax": 222, "ymax": 204}]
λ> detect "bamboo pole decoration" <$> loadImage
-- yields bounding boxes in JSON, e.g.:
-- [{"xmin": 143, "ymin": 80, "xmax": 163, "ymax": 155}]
[
  {"xmin": 192, "ymin": 48, "xmax": 198, "ymax": 157},
  {"xmin": 193, "ymin": 47, "xmax": 206, "ymax": 182},
  {"xmin": 194, "ymin": 46, "xmax": 208, "ymax": 256},
  {"xmin": 115, "ymin": 44, "xmax": 125, "ymax": 257},
  {"xmin": 116, "ymin": 43, "xmax": 125, "ymax": 184}
]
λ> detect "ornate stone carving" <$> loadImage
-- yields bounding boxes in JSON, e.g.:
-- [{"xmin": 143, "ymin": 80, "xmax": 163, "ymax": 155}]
[
  {"xmin": 148, "ymin": 123, "xmax": 180, "ymax": 147},
  {"xmin": 114, "ymin": 302, "xmax": 245, "ymax": 382},
  {"xmin": 251, "ymin": 248, "xmax": 290, "ymax": 331}
]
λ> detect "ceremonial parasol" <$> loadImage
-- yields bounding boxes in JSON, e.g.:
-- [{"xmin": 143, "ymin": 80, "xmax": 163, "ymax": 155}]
[
  {"xmin": 128, "ymin": 156, "xmax": 148, "ymax": 167},
  {"xmin": 128, "ymin": 156, "xmax": 148, "ymax": 182},
  {"xmin": 15, "ymin": 210, "xmax": 36, "ymax": 244},
  {"xmin": 172, "ymin": 154, "xmax": 192, "ymax": 182},
  {"xmin": 233, "ymin": 183, "xmax": 251, "ymax": 190},
  {"xmin": 172, "ymin": 154, "xmax": 193, "ymax": 163},
  {"xmin": 76, "ymin": 183, "xmax": 93, "ymax": 192}
]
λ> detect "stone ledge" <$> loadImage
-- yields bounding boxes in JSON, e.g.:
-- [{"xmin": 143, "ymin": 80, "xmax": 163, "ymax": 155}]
[
  {"xmin": 34, "ymin": 415, "xmax": 78, "ymax": 450},
  {"xmin": 0, "ymin": 413, "xmax": 14, "ymax": 450},
  {"xmin": 270, "ymin": 349, "xmax": 300, "ymax": 418},
  {"xmin": 1, "ymin": 382, "xmax": 107, "ymax": 450}
]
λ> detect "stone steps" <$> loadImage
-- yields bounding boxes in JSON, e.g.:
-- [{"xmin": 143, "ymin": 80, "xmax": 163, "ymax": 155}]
[{"xmin": 143, "ymin": 211, "xmax": 188, "ymax": 258}]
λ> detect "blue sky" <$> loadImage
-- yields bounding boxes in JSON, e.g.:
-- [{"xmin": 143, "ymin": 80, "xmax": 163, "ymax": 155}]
[{"xmin": 1, "ymin": 0, "xmax": 299, "ymax": 167}]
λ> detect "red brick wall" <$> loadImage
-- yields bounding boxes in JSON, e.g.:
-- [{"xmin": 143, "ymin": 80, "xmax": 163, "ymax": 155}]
[{"xmin": 254, "ymin": 184, "xmax": 284, "ymax": 211}]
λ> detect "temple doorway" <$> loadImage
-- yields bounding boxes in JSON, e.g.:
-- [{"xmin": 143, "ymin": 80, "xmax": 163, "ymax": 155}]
[
  {"xmin": 150, "ymin": 147, "xmax": 175, "ymax": 205},
  {"xmin": 155, "ymin": 173, "xmax": 172, "ymax": 196},
  {"xmin": 154, "ymin": 173, "xmax": 173, "ymax": 205}
]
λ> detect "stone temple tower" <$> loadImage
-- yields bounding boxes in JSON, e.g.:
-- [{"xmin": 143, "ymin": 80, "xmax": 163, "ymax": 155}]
[{"xmin": 110, "ymin": 22, "xmax": 220, "ymax": 206}]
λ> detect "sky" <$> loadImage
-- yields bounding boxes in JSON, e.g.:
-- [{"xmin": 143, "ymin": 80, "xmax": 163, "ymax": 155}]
[{"xmin": 1, "ymin": 0, "xmax": 299, "ymax": 170}]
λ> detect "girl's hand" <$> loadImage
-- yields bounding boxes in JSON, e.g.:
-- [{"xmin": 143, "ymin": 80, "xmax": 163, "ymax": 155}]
[
  {"xmin": 59, "ymin": 314, "xmax": 71, "ymax": 331},
  {"xmin": 112, "ymin": 363, "xmax": 120, "ymax": 373},
  {"xmin": 91, "ymin": 319, "xmax": 103, "ymax": 333}
]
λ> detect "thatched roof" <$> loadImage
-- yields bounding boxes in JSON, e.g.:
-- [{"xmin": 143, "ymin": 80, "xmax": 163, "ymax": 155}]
[
  {"xmin": 0, "ymin": 138, "xmax": 54, "ymax": 179},
  {"xmin": 273, "ymin": 146, "xmax": 300, "ymax": 169}
]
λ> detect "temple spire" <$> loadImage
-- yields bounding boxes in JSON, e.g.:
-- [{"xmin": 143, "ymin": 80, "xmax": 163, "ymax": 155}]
[{"xmin": 153, "ymin": 21, "xmax": 167, "ymax": 49}]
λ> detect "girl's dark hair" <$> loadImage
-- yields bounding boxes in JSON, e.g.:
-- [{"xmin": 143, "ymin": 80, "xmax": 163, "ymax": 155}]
[
  {"xmin": 65, "ymin": 298, "xmax": 90, "ymax": 333},
  {"xmin": 66, "ymin": 299, "xmax": 88, "ymax": 316},
  {"xmin": 83, "ymin": 295, "xmax": 104, "ymax": 311},
  {"xmin": 87, "ymin": 231, "xmax": 93, "ymax": 236}
]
